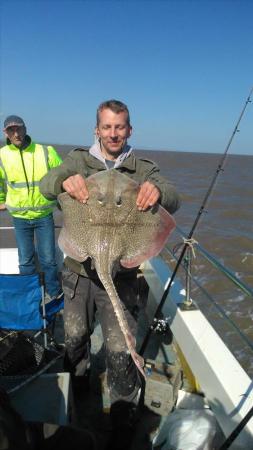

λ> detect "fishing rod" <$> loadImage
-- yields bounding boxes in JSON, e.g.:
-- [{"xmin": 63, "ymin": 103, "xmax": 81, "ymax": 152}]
[
  {"xmin": 218, "ymin": 404, "xmax": 253, "ymax": 449},
  {"xmin": 139, "ymin": 86, "xmax": 253, "ymax": 357}
]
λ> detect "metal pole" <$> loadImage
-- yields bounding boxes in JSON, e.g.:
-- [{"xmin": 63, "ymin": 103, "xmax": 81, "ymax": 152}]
[{"xmin": 183, "ymin": 246, "xmax": 193, "ymax": 308}]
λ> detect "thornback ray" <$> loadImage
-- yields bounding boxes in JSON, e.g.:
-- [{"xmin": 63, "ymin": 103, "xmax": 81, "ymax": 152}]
[{"xmin": 58, "ymin": 169, "xmax": 176, "ymax": 377}]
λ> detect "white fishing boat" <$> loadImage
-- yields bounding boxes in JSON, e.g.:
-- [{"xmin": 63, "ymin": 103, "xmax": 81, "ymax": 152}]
[{"xmin": 0, "ymin": 224, "xmax": 252, "ymax": 450}]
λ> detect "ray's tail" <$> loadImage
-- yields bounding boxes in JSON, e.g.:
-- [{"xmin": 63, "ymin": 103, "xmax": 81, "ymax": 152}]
[{"xmin": 98, "ymin": 272, "xmax": 146, "ymax": 378}]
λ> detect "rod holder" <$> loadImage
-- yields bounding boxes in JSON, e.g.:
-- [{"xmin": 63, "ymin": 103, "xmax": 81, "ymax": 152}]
[{"xmin": 179, "ymin": 244, "xmax": 197, "ymax": 311}]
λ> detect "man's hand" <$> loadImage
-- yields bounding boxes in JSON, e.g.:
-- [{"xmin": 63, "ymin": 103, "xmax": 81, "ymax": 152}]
[
  {"xmin": 0, "ymin": 204, "xmax": 6, "ymax": 211},
  {"xmin": 136, "ymin": 182, "xmax": 160, "ymax": 211},
  {"xmin": 62, "ymin": 175, "xmax": 89, "ymax": 203}
]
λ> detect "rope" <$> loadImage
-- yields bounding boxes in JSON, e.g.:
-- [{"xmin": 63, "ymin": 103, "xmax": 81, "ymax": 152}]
[
  {"xmin": 174, "ymin": 238, "xmax": 198, "ymax": 259},
  {"xmin": 182, "ymin": 238, "xmax": 198, "ymax": 258}
]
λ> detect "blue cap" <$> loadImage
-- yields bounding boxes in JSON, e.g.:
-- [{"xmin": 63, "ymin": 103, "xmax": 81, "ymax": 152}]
[{"xmin": 4, "ymin": 115, "xmax": 25, "ymax": 130}]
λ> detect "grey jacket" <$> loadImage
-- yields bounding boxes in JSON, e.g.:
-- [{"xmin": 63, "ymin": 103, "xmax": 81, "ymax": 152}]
[{"xmin": 40, "ymin": 148, "xmax": 181, "ymax": 275}]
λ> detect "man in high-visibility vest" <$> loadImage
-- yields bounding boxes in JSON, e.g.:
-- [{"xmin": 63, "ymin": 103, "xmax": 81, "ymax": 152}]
[{"xmin": 0, "ymin": 115, "xmax": 63, "ymax": 300}]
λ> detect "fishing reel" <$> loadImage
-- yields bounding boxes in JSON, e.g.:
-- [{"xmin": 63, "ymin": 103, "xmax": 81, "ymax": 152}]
[{"xmin": 150, "ymin": 317, "xmax": 171, "ymax": 335}]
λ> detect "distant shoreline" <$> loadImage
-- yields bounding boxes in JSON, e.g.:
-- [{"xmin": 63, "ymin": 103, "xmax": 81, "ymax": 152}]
[
  {"xmin": 0, "ymin": 140, "xmax": 252, "ymax": 158},
  {"xmin": 51, "ymin": 145, "xmax": 253, "ymax": 159}
]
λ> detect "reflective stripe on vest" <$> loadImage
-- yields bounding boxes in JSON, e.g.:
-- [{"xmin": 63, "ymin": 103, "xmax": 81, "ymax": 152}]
[
  {"xmin": 6, "ymin": 202, "xmax": 57, "ymax": 212},
  {"xmin": 6, "ymin": 181, "xmax": 41, "ymax": 188}
]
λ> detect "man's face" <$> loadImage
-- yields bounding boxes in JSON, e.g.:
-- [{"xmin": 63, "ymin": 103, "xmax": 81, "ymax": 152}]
[
  {"xmin": 4, "ymin": 126, "xmax": 26, "ymax": 148},
  {"xmin": 96, "ymin": 108, "xmax": 132, "ymax": 159}
]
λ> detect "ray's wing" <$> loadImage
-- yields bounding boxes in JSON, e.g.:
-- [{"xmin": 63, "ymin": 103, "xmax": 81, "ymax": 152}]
[
  {"xmin": 120, "ymin": 203, "xmax": 176, "ymax": 268},
  {"xmin": 58, "ymin": 193, "xmax": 89, "ymax": 262}
]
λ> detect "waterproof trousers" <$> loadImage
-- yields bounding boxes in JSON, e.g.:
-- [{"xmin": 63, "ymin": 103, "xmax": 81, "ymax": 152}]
[
  {"xmin": 12, "ymin": 214, "xmax": 61, "ymax": 298},
  {"xmin": 62, "ymin": 266, "xmax": 142, "ymax": 405}
]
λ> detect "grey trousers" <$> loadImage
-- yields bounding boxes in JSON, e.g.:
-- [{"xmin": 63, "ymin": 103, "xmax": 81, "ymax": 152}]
[{"xmin": 62, "ymin": 266, "xmax": 142, "ymax": 405}]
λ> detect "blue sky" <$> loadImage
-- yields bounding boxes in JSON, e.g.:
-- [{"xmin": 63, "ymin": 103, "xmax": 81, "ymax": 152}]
[{"xmin": 1, "ymin": 0, "xmax": 252, "ymax": 154}]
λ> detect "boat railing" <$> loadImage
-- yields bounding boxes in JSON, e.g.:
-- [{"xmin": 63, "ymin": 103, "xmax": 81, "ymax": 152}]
[
  {"xmin": 171, "ymin": 225, "xmax": 253, "ymax": 298},
  {"xmin": 161, "ymin": 225, "xmax": 253, "ymax": 370}
]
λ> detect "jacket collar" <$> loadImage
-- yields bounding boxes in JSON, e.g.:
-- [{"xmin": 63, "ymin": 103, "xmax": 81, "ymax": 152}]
[
  {"xmin": 6, "ymin": 135, "xmax": 32, "ymax": 150},
  {"xmin": 88, "ymin": 141, "xmax": 136, "ymax": 171},
  {"xmin": 118, "ymin": 152, "xmax": 136, "ymax": 171}
]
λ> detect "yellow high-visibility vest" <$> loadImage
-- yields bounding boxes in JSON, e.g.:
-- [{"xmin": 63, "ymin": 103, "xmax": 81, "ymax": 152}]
[{"xmin": 0, "ymin": 141, "xmax": 62, "ymax": 219}]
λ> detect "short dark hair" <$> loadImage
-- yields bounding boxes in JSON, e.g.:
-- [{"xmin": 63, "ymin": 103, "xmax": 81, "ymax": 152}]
[{"xmin": 96, "ymin": 100, "xmax": 131, "ymax": 126}]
